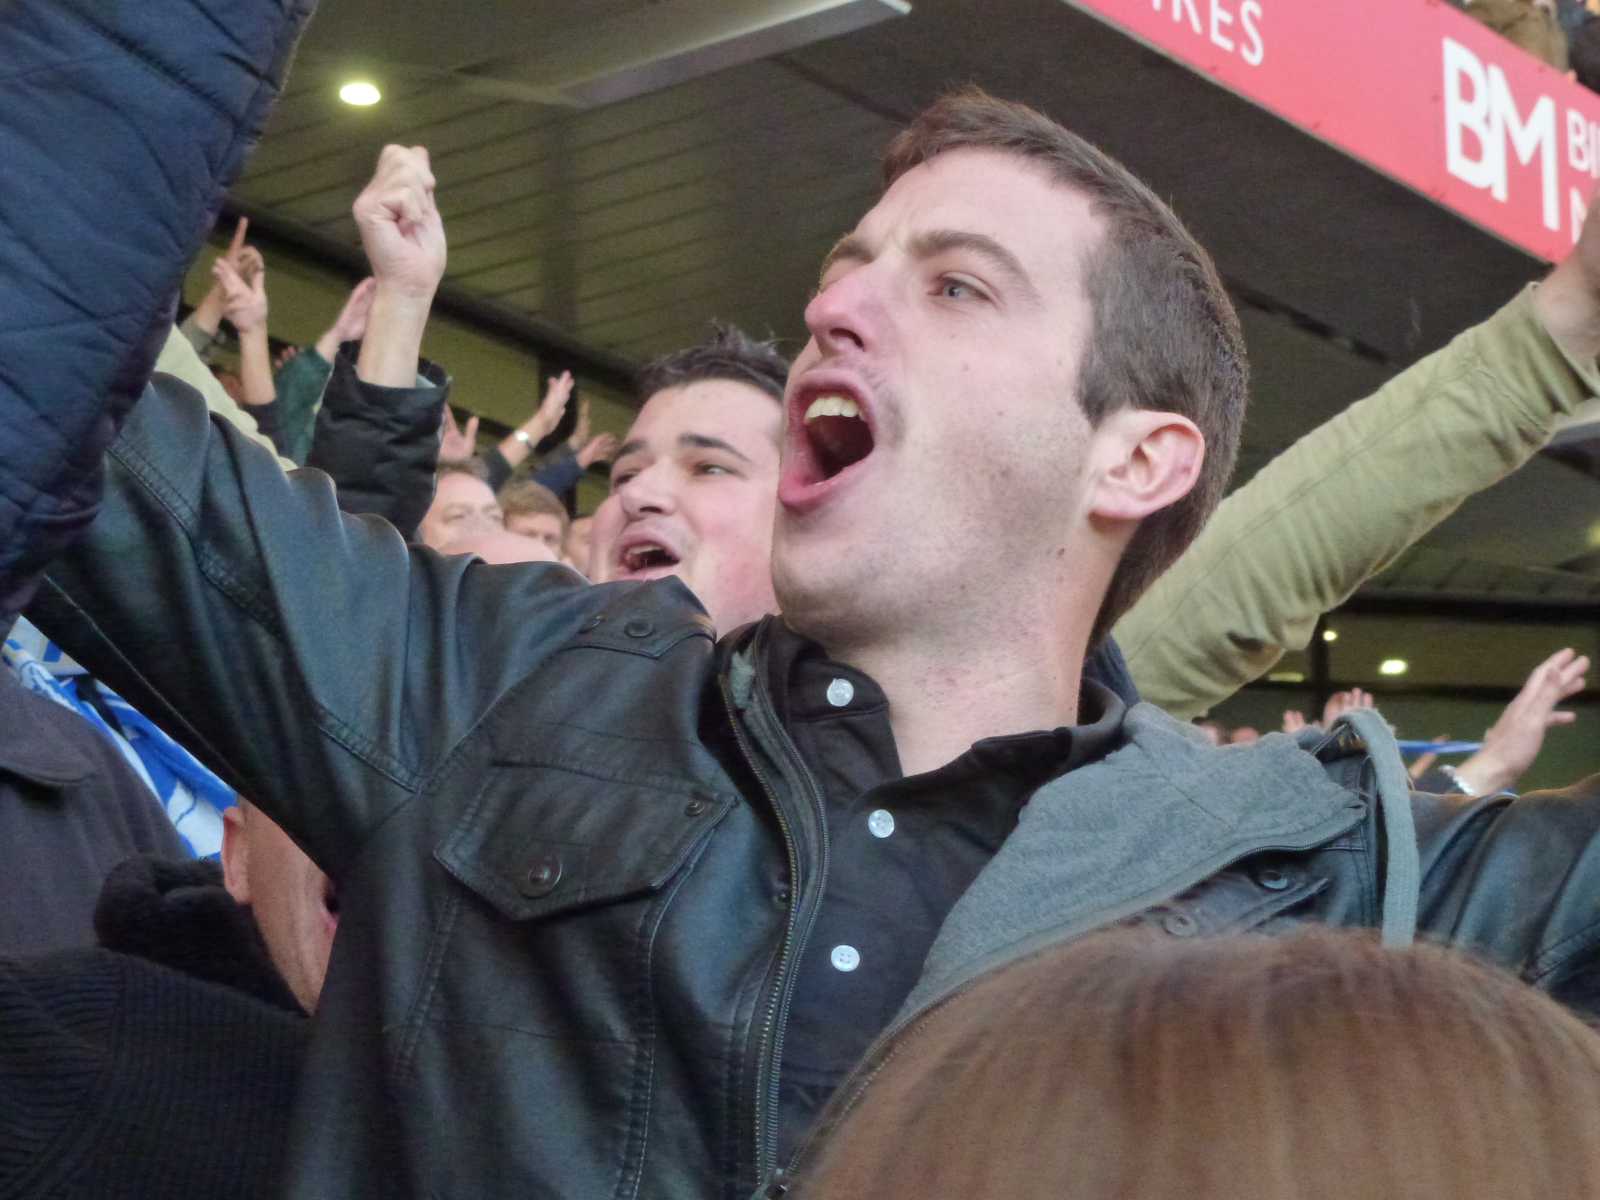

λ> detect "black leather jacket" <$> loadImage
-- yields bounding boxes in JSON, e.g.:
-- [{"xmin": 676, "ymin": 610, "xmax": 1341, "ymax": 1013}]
[
  {"xmin": 13, "ymin": 4, "xmax": 1600, "ymax": 1194},
  {"xmin": 29, "ymin": 374, "xmax": 1600, "ymax": 1200}
]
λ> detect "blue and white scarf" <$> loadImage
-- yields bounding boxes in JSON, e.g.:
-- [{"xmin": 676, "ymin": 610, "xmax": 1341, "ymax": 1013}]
[{"xmin": 3, "ymin": 617, "xmax": 232, "ymax": 858}]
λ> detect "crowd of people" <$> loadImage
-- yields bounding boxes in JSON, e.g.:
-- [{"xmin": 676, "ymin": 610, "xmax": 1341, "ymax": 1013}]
[
  {"xmin": 1462, "ymin": 0, "xmax": 1600, "ymax": 83},
  {"xmin": 3, "ymin": 0, "xmax": 1600, "ymax": 1197}
]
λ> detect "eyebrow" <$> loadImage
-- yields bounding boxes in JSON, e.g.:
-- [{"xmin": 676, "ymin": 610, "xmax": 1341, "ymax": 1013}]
[
  {"xmin": 817, "ymin": 227, "xmax": 1042, "ymax": 305},
  {"xmin": 611, "ymin": 432, "xmax": 754, "ymax": 466},
  {"xmin": 818, "ymin": 232, "xmax": 872, "ymax": 284},
  {"xmin": 679, "ymin": 432, "xmax": 753, "ymax": 463}
]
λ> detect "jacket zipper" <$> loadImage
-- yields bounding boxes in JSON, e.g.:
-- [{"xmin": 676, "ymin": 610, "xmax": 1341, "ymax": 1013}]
[{"xmin": 720, "ymin": 671, "xmax": 831, "ymax": 1181}]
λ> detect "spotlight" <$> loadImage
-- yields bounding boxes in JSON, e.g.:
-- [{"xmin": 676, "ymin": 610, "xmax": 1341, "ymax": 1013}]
[
  {"xmin": 1378, "ymin": 659, "xmax": 1408, "ymax": 677},
  {"xmin": 1322, "ymin": 629, "xmax": 1339, "ymax": 643},
  {"xmin": 340, "ymin": 81, "xmax": 381, "ymax": 107}
]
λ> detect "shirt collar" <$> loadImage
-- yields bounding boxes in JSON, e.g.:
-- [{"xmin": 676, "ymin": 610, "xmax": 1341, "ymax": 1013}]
[{"xmin": 765, "ymin": 618, "xmax": 1127, "ymax": 785}]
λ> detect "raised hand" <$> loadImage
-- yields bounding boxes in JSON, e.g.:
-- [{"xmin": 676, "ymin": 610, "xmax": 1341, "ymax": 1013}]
[
  {"xmin": 1456, "ymin": 648, "xmax": 1589, "ymax": 795},
  {"xmin": 213, "ymin": 256, "xmax": 268, "ymax": 335},
  {"xmin": 527, "ymin": 370, "xmax": 575, "ymax": 443},
  {"xmin": 1321, "ymin": 688, "xmax": 1374, "ymax": 728},
  {"xmin": 352, "ymin": 145, "xmax": 446, "ymax": 301},
  {"xmin": 353, "ymin": 148, "xmax": 445, "ymax": 387},
  {"xmin": 233, "ymin": 244, "xmax": 265, "ymax": 284},
  {"xmin": 1407, "ymin": 735, "xmax": 1451, "ymax": 783},
  {"xmin": 332, "ymin": 277, "xmax": 378, "ymax": 342},
  {"xmin": 317, "ymin": 277, "xmax": 378, "ymax": 360},
  {"xmin": 439, "ymin": 407, "xmax": 480, "ymax": 463},
  {"xmin": 576, "ymin": 432, "xmax": 620, "ymax": 469},
  {"xmin": 1532, "ymin": 185, "xmax": 1600, "ymax": 358}
]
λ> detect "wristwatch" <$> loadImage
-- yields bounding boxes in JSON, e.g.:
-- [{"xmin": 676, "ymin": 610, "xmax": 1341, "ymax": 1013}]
[{"xmin": 513, "ymin": 429, "xmax": 533, "ymax": 446}]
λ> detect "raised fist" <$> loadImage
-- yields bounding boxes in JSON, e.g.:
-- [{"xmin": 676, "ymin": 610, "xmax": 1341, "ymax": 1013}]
[{"xmin": 352, "ymin": 145, "xmax": 446, "ymax": 300}]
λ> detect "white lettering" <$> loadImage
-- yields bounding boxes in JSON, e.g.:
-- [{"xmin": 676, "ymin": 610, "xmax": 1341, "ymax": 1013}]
[
  {"xmin": 1568, "ymin": 108, "xmax": 1590, "ymax": 176},
  {"xmin": 1568, "ymin": 109, "xmax": 1600, "ymax": 180},
  {"xmin": 1444, "ymin": 38, "xmax": 1496, "ymax": 191},
  {"xmin": 1239, "ymin": 1, "xmax": 1265, "ymax": 66},
  {"xmin": 1489, "ymin": 70, "xmax": 1559, "ymax": 230},
  {"xmin": 1443, "ymin": 37, "xmax": 1561, "ymax": 231},
  {"xmin": 1210, "ymin": 0, "xmax": 1236, "ymax": 53},
  {"xmin": 1572, "ymin": 185, "xmax": 1590, "ymax": 243},
  {"xmin": 1149, "ymin": 0, "xmax": 1263, "ymax": 68}
]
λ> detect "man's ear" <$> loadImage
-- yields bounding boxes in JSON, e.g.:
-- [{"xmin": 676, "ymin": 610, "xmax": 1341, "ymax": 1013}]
[
  {"xmin": 220, "ymin": 801, "xmax": 252, "ymax": 906},
  {"xmin": 1087, "ymin": 408, "xmax": 1205, "ymax": 523}
]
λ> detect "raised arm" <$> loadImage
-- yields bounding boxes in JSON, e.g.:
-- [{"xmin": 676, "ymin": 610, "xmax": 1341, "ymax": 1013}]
[
  {"xmin": 475, "ymin": 371, "xmax": 576, "ymax": 489},
  {"xmin": 28, "ymin": 146, "xmax": 595, "ymax": 879},
  {"xmin": 1116, "ymin": 199, "xmax": 1600, "ymax": 719},
  {"xmin": 0, "ymin": 0, "xmax": 315, "ymax": 621},
  {"xmin": 305, "ymin": 348, "xmax": 450, "ymax": 538},
  {"xmin": 213, "ymin": 254, "xmax": 278, "ymax": 415}
]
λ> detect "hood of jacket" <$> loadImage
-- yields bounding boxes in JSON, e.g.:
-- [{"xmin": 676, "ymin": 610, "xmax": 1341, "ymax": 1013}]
[{"xmin": 899, "ymin": 701, "xmax": 1369, "ymax": 1016}]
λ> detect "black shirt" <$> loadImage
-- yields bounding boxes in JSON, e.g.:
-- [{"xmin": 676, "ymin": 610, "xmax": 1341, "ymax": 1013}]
[{"xmin": 765, "ymin": 623, "xmax": 1127, "ymax": 1159}]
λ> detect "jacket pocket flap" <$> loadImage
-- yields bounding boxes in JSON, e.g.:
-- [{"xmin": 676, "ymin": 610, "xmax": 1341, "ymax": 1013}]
[
  {"xmin": 435, "ymin": 767, "xmax": 735, "ymax": 922},
  {"xmin": 1142, "ymin": 865, "xmax": 1330, "ymax": 938}
]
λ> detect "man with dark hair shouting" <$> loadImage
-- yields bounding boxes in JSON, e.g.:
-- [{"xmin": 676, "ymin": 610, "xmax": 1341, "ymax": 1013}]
[{"xmin": 15, "ymin": 18, "xmax": 1600, "ymax": 1194}]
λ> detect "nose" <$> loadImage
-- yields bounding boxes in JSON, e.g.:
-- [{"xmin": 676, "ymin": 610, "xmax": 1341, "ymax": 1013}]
[
  {"xmin": 617, "ymin": 461, "xmax": 677, "ymax": 520},
  {"xmin": 803, "ymin": 263, "xmax": 875, "ymax": 357}
]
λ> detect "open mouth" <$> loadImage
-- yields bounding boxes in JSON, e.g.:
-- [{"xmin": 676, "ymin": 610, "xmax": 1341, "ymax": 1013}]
[
  {"xmin": 620, "ymin": 542, "xmax": 680, "ymax": 573},
  {"xmin": 803, "ymin": 395, "xmax": 875, "ymax": 480}
]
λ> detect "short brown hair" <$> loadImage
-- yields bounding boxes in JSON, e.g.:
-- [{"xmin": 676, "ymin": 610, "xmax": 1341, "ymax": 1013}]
[
  {"xmin": 883, "ymin": 88, "xmax": 1247, "ymax": 644},
  {"xmin": 800, "ymin": 929, "xmax": 1600, "ymax": 1198},
  {"xmin": 436, "ymin": 457, "xmax": 489, "ymax": 484},
  {"xmin": 498, "ymin": 478, "xmax": 568, "ymax": 537},
  {"xmin": 635, "ymin": 323, "xmax": 789, "ymax": 406}
]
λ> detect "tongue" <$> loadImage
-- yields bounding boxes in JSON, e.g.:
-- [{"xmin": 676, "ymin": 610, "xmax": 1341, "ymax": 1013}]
[{"xmin": 808, "ymin": 415, "xmax": 873, "ymax": 479}]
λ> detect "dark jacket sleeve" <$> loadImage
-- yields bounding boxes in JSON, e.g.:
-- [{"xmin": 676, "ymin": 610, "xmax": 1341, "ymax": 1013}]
[
  {"xmin": 305, "ymin": 347, "xmax": 449, "ymax": 538},
  {"xmin": 0, "ymin": 0, "xmax": 316, "ymax": 622},
  {"xmin": 531, "ymin": 448, "xmax": 585, "ymax": 500},
  {"xmin": 28, "ymin": 376, "xmax": 602, "ymax": 878},
  {"xmin": 1410, "ymin": 777, "xmax": 1600, "ymax": 1017},
  {"xmin": 482, "ymin": 444, "xmax": 515, "ymax": 492}
]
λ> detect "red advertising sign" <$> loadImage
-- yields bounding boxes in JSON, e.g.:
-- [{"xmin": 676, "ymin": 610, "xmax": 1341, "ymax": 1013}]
[{"xmin": 1063, "ymin": 0, "xmax": 1600, "ymax": 262}]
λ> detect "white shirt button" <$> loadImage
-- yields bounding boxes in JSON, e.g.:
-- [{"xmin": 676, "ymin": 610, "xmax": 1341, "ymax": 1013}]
[
  {"xmin": 826, "ymin": 678, "xmax": 854, "ymax": 708},
  {"xmin": 830, "ymin": 944, "xmax": 861, "ymax": 972},
  {"xmin": 867, "ymin": 809, "xmax": 895, "ymax": 839}
]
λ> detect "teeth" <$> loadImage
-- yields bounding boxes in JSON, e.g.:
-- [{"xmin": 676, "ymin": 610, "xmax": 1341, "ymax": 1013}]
[
  {"xmin": 804, "ymin": 395, "xmax": 861, "ymax": 423},
  {"xmin": 624, "ymin": 543, "xmax": 670, "ymax": 570}
]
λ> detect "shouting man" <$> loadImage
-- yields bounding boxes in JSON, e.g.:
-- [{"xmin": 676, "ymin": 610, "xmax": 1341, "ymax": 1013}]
[{"xmin": 12, "ymin": 8, "xmax": 1600, "ymax": 1193}]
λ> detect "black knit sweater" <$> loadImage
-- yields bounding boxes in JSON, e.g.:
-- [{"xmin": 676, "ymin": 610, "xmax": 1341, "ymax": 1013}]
[{"xmin": 0, "ymin": 857, "xmax": 307, "ymax": 1199}]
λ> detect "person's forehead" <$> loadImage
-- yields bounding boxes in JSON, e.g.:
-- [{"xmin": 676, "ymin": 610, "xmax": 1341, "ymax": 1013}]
[
  {"xmin": 847, "ymin": 147, "xmax": 1101, "ymax": 284},
  {"xmin": 626, "ymin": 379, "xmax": 781, "ymax": 453}
]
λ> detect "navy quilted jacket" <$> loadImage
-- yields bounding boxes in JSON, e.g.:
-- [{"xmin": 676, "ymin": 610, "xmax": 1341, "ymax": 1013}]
[{"xmin": 0, "ymin": 0, "xmax": 315, "ymax": 621}]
